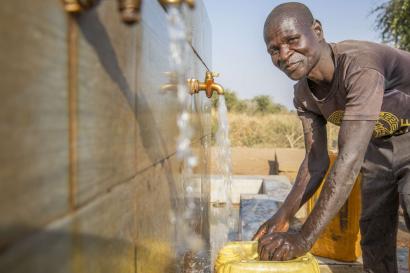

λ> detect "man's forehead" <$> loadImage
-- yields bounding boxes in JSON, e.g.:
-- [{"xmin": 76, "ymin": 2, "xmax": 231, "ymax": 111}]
[
  {"xmin": 273, "ymin": 15, "xmax": 310, "ymax": 30},
  {"xmin": 266, "ymin": 17, "xmax": 307, "ymax": 38}
]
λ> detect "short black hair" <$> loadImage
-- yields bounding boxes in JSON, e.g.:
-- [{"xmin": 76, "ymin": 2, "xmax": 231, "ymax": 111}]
[{"xmin": 264, "ymin": 2, "xmax": 315, "ymax": 41}]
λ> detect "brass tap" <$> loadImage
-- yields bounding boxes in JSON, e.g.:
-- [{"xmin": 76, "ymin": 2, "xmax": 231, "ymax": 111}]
[
  {"xmin": 159, "ymin": 0, "xmax": 195, "ymax": 9},
  {"xmin": 118, "ymin": 0, "xmax": 141, "ymax": 24},
  {"xmin": 62, "ymin": 0, "xmax": 98, "ymax": 13},
  {"xmin": 188, "ymin": 71, "xmax": 224, "ymax": 98},
  {"xmin": 62, "ymin": 0, "xmax": 141, "ymax": 25}
]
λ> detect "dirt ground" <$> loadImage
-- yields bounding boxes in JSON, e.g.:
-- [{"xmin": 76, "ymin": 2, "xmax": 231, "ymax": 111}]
[
  {"xmin": 210, "ymin": 147, "xmax": 304, "ymax": 181},
  {"xmin": 212, "ymin": 147, "xmax": 410, "ymax": 252}
]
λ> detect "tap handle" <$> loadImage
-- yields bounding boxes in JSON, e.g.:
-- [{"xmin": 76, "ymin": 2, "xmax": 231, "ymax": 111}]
[
  {"xmin": 187, "ymin": 78, "xmax": 199, "ymax": 94},
  {"xmin": 205, "ymin": 71, "xmax": 219, "ymax": 81}
]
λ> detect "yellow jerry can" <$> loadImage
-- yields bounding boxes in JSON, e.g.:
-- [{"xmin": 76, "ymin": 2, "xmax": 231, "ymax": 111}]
[
  {"xmin": 215, "ymin": 241, "xmax": 320, "ymax": 273},
  {"xmin": 307, "ymin": 153, "xmax": 362, "ymax": 262}
]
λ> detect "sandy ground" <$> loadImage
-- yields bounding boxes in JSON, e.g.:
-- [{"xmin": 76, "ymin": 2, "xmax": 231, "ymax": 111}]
[{"xmin": 210, "ymin": 147, "xmax": 305, "ymax": 181}]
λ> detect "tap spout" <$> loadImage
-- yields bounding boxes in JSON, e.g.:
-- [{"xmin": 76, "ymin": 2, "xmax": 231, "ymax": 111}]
[
  {"xmin": 188, "ymin": 71, "xmax": 224, "ymax": 98},
  {"xmin": 210, "ymin": 83, "xmax": 224, "ymax": 96}
]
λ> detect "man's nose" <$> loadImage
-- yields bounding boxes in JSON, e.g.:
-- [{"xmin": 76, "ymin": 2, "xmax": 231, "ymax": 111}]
[{"xmin": 279, "ymin": 45, "xmax": 291, "ymax": 62}]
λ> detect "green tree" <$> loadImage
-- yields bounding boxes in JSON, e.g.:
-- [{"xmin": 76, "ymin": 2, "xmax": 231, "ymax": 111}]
[
  {"xmin": 252, "ymin": 95, "xmax": 286, "ymax": 114},
  {"xmin": 211, "ymin": 89, "xmax": 288, "ymax": 114},
  {"xmin": 235, "ymin": 100, "xmax": 248, "ymax": 112},
  {"xmin": 373, "ymin": 0, "xmax": 410, "ymax": 51},
  {"xmin": 253, "ymin": 95, "xmax": 272, "ymax": 113}
]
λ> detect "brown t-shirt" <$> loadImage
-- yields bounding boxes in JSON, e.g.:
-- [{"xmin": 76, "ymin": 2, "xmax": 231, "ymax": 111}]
[{"xmin": 294, "ymin": 40, "xmax": 410, "ymax": 138}]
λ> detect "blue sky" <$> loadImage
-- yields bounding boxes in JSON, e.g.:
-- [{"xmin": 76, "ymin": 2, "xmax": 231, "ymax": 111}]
[{"xmin": 202, "ymin": 0, "xmax": 384, "ymax": 109}]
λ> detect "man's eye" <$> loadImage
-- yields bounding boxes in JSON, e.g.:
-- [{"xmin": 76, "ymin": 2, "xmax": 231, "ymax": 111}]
[
  {"xmin": 289, "ymin": 37, "xmax": 299, "ymax": 44},
  {"xmin": 270, "ymin": 49, "xmax": 279, "ymax": 55}
]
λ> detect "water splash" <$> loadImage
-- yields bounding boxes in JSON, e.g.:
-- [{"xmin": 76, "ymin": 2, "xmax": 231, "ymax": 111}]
[
  {"xmin": 166, "ymin": 5, "xmax": 236, "ymax": 273},
  {"xmin": 166, "ymin": 5, "xmax": 208, "ymax": 273},
  {"xmin": 167, "ymin": 6, "xmax": 193, "ymax": 164}
]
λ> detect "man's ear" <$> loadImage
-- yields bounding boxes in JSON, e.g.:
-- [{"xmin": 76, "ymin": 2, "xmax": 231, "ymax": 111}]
[{"xmin": 312, "ymin": 19, "xmax": 324, "ymax": 41}]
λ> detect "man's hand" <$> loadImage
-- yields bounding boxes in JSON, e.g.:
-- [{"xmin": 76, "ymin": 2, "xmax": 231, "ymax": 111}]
[
  {"xmin": 252, "ymin": 214, "xmax": 289, "ymax": 241},
  {"xmin": 258, "ymin": 231, "xmax": 311, "ymax": 261}
]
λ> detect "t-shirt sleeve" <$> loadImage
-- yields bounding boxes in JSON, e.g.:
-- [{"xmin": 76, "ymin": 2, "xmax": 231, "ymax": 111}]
[
  {"xmin": 343, "ymin": 67, "xmax": 385, "ymax": 121},
  {"xmin": 293, "ymin": 94, "xmax": 326, "ymax": 134}
]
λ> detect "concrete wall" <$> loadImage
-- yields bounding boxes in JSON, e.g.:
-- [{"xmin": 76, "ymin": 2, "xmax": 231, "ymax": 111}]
[{"xmin": 0, "ymin": 0, "xmax": 212, "ymax": 272}]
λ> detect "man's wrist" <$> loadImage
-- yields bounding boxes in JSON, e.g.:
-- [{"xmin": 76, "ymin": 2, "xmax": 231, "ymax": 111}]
[
  {"xmin": 299, "ymin": 225, "xmax": 316, "ymax": 249},
  {"xmin": 274, "ymin": 209, "xmax": 290, "ymax": 223}
]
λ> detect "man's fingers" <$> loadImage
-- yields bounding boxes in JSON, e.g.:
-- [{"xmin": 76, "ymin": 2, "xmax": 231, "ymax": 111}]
[
  {"xmin": 260, "ymin": 245, "xmax": 271, "ymax": 261},
  {"xmin": 258, "ymin": 233, "xmax": 272, "ymax": 255},
  {"xmin": 273, "ymin": 243, "xmax": 290, "ymax": 261},
  {"xmin": 262, "ymin": 238, "xmax": 285, "ymax": 261},
  {"xmin": 259, "ymin": 235, "xmax": 284, "ymax": 260},
  {"xmin": 261, "ymin": 241, "xmax": 278, "ymax": 261},
  {"xmin": 264, "ymin": 243, "xmax": 280, "ymax": 261},
  {"xmin": 252, "ymin": 226, "xmax": 266, "ymax": 241},
  {"xmin": 257, "ymin": 232, "xmax": 272, "ymax": 254},
  {"xmin": 259, "ymin": 236, "xmax": 274, "ymax": 261}
]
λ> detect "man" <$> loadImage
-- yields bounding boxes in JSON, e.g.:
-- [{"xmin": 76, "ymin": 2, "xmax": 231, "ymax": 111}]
[{"xmin": 252, "ymin": 2, "xmax": 410, "ymax": 273}]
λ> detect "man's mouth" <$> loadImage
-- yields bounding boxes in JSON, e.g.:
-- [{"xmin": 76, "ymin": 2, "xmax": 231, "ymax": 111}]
[{"xmin": 285, "ymin": 61, "xmax": 302, "ymax": 72}]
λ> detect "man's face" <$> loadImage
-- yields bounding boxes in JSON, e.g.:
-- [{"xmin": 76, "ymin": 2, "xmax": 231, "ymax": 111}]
[{"xmin": 264, "ymin": 17, "xmax": 322, "ymax": 80}]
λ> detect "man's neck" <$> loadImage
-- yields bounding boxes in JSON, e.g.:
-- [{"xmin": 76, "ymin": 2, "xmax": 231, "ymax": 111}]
[{"xmin": 307, "ymin": 43, "xmax": 335, "ymax": 86}]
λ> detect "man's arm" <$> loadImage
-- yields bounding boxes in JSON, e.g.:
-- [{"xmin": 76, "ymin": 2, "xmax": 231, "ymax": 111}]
[
  {"xmin": 258, "ymin": 120, "xmax": 375, "ymax": 261},
  {"xmin": 277, "ymin": 117, "xmax": 330, "ymax": 220},
  {"xmin": 300, "ymin": 120, "xmax": 374, "ymax": 244},
  {"xmin": 253, "ymin": 116, "xmax": 329, "ymax": 240}
]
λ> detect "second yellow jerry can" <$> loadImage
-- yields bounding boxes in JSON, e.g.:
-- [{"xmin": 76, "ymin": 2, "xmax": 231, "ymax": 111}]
[
  {"xmin": 307, "ymin": 153, "xmax": 362, "ymax": 262},
  {"xmin": 215, "ymin": 241, "xmax": 320, "ymax": 273}
]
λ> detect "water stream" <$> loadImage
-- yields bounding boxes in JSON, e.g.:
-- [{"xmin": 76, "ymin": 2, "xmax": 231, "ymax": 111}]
[
  {"xmin": 166, "ymin": 5, "xmax": 209, "ymax": 273},
  {"xmin": 166, "ymin": 5, "xmax": 235, "ymax": 273},
  {"xmin": 215, "ymin": 96, "xmax": 233, "ymax": 211},
  {"xmin": 207, "ymin": 96, "xmax": 237, "ymax": 271}
]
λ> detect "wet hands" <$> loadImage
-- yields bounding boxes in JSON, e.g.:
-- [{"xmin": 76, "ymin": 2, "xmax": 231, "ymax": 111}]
[
  {"xmin": 252, "ymin": 215, "xmax": 289, "ymax": 241},
  {"xmin": 257, "ymin": 231, "xmax": 311, "ymax": 261},
  {"xmin": 252, "ymin": 213, "xmax": 311, "ymax": 261}
]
